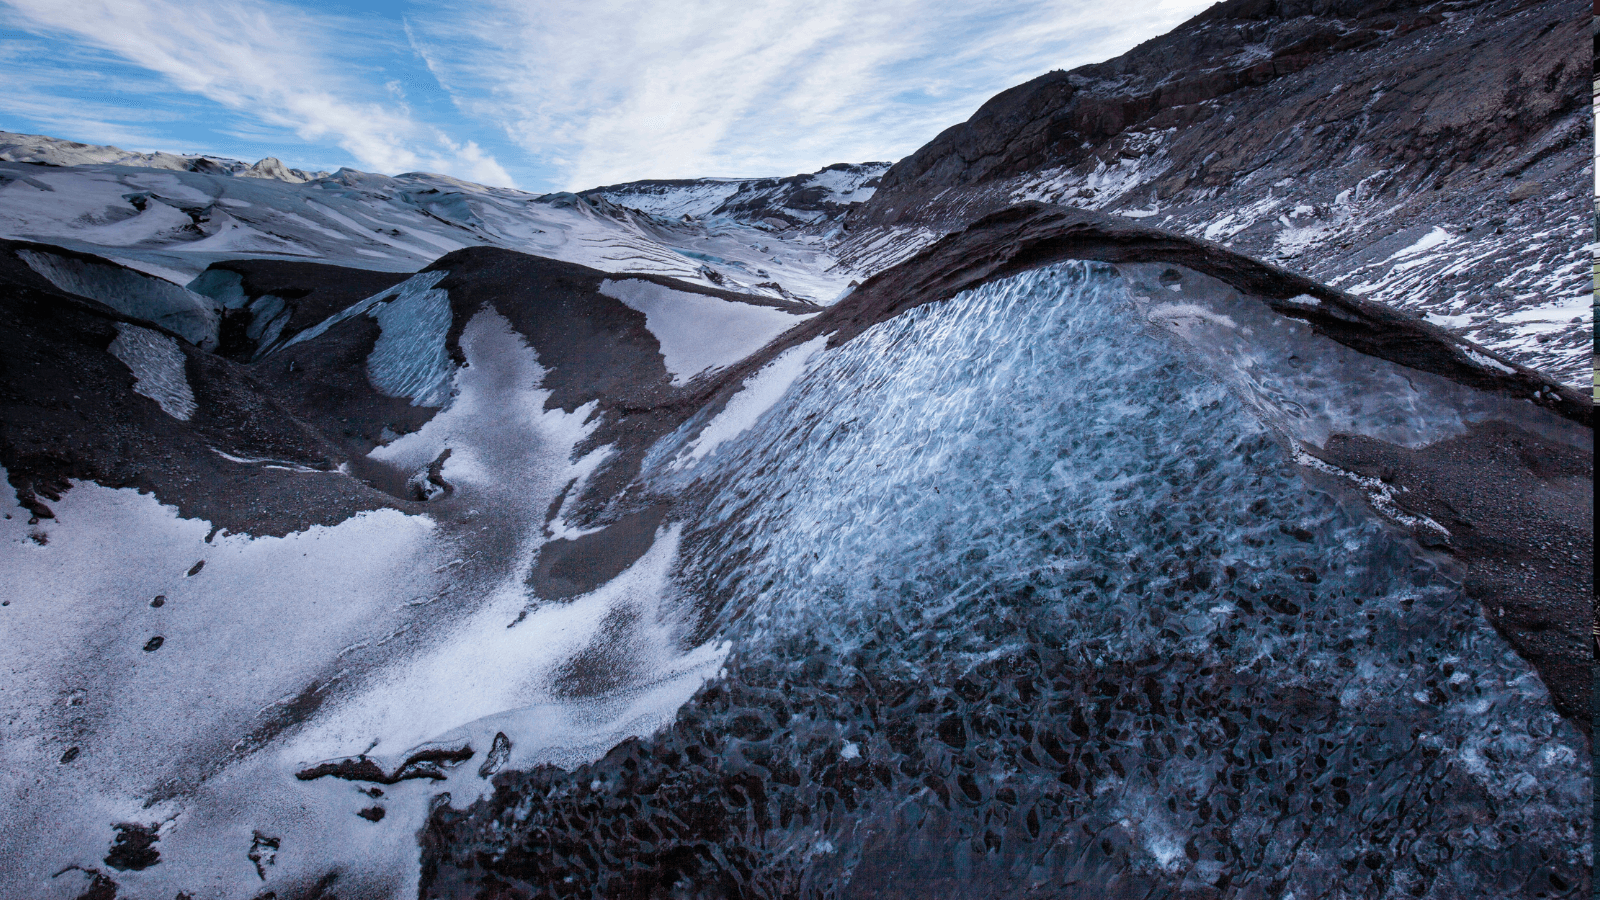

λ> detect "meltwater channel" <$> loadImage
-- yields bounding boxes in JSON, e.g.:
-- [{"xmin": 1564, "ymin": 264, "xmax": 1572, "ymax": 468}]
[{"xmin": 424, "ymin": 262, "xmax": 1588, "ymax": 899}]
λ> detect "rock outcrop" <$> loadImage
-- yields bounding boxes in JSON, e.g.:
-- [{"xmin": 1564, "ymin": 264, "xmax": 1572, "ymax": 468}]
[{"xmin": 842, "ymin": 0, "xmax": 1592, "ymax": 382}]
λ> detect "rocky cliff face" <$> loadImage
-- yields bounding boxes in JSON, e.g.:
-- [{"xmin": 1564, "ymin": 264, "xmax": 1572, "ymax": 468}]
[{"xmin": 843, "ymin": 0, "xmax": 1592, "ymax": 383}]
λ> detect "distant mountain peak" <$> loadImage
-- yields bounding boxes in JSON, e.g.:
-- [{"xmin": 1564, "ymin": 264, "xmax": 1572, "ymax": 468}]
[{"xmin": 0, "ymin": 130, "xmax": 328, "ymax": 183}]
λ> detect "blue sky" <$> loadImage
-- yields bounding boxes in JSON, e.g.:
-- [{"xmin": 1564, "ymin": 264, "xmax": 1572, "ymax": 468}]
[{"xmin": 0, "ymin": 0, "xmax": 1215, "ymax": 192}]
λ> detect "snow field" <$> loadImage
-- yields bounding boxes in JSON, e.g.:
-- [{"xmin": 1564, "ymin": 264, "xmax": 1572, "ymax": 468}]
[
  {"xmin": 600, "ymin": 278, "xmax": 815, "ymax": 384},
  {"xmin": 0, "ymin": 306, "xmax": 725, "ymax": 898}
]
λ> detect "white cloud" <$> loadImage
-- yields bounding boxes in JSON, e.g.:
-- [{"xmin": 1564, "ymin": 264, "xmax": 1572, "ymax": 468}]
[
  {"xmin": 2, "ymin": 0, "xmax": 515, "ymax": 186},
  {"xmin": 2, "ymin": 0, "xmax": 1216, "ymax": 191},
  {"xmin": 408, "ymin": 0, "xmax": 1216, "ymax": 190}
]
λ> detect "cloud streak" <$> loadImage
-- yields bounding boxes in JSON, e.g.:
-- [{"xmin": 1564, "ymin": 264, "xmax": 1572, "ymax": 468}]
[
  {"xmin": 2, "ymin": 0, "xmax": 513, "ymax": 185},
  {"xmin": 408, "ymin": 0, "xmax": 1216, "ymax": 190},
  {"xmin": 2, "ymin": 0, "xmax": 1213, "ymax": 191}
]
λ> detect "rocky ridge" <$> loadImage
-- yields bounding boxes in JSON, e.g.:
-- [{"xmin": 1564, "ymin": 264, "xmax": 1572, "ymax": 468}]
[
  {"xmin": 583, "ymin": 161, "xmax": 890, "ymax": 232},
  {"xmin": 839, "ymin": 0, "xmax": 1593, "ymax": 384},
  {"xmin": 0, "ymin": 130, "xmax": 328, "ymax": 183}
]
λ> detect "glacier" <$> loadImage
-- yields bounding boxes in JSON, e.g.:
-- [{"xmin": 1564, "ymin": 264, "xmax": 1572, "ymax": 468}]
[
  {"xmin": 0, "ymin": 193, "xmax": 1586, "ymax": 899},
  {"xmin": 420, "ymin": 261, "xmax": 1589, "ymax": 897},
  {"xmin": 0, "ymin": 110, "xmax": 1588, "ymax": 896},
  {"xmin": 0, "ymin": 152, "xmax": 859, "ymax": 306}
]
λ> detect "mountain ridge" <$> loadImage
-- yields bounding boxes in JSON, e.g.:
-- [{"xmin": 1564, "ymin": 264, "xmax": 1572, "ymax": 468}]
[{"xmin": 839, "ymin": 0, "xmax": 1591, "ymax": 383}]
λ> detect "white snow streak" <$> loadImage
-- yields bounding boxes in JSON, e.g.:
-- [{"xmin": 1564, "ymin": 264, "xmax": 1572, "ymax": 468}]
[
  {"xmin": 600, "ymin": 278, "xmax": 812, "ymax": 384},
  {"xmin": 108, "ymin": 323, "xmax": 197, "ymax": 420}
]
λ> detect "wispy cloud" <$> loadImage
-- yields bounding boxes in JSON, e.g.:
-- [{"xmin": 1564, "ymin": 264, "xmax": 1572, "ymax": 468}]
[
  {"xmin": 1, "ymin": 0, "xmax": 1212, "ymax": 191},
  {"xmin": 407, "ymin": 0, "xmax": 1215, "ymax": 190},
  {"xmin": 1, "ymin": 0, "xmax": 514, "ymax": 185}
]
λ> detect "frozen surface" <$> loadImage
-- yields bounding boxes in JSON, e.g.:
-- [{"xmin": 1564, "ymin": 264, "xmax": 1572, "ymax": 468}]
[
  {"xmin": 108, "ymin": 324, "xmax": 196, "ymax": 420},
  {"xmin": 0, "ymin": 130, "xmax": 325, "ymax": 182},
  {"xmin": 659, "ymin": 334, "xmax": 830, "ymax": 468},
  {"xmin": 437, "ymin": 261, "xmax": 1589, "ymax": 896},
  {"xmin": 18, "ymin": 248, "xmax": 219, "ymax": 347},
  {"xmin": 1117, "ymin": 262, "xmax": 1586, "ymax": 453},
  {"xmin": 589, "ymin": 163, "xmax": 889, "ymax": 227},
  {"xmin": 365, "ymin": 275, "xmax": 455, "ymax": 407},
  {"xmin": 0, "ymin": 310, "xmax": 722, "ymax": 899},
  {"xmin": 591, "ymin": 180, "xmax": 743, "ymax": 219},
  {"xmin": 599, "ymin": 278, "xmax": 813, "ymax": 384},
  {"xmin": 284, "ymin": 270, "xmax": 453, "ymax": 406},
  {"xmin": 0, "ymin": 157, "xmax": 856, "ymax": 304},
  {"xmin": 1386, "ymin": 225, "xmax": 1454, "ymax": 261}
]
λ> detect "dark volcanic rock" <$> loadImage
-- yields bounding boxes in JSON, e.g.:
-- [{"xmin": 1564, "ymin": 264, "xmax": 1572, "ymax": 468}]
[
  {"xmin": 529, "ymin": 502, "xmax": 670, "ymax": 601},
  {"xmin": 188, "ymin": 258, "xmax": 412, "ymax": 361},
  {"xmin": 297, "ymin": 743, "xmax": 475, "ymax": 785},
  {"xmin": 255, "ymin": 306, "xmax": 440, "ymax": 466},
  {"xmin": 1308, "ymin": 421, "xmax": 1594, "ymax": 726},
  {"xmin": 62, "ymin": 868, "xmax": 117, "ymax": 900},
  {"xmin": 844, "ymin": 0, "xmax": 1591, "ymax": 381},
  {"xmin": 0, "ymin": 243, "xmax": 404, "ymax": 536},
  {"xmin": 104, "ymin": 822, "xmax": 160, "ymax": 871}
]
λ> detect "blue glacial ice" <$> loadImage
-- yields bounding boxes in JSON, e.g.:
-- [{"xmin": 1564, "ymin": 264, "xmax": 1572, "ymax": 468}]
[
  {"xmin": 18, "ymin": 248, "xmax": 220, "ymax": 348},
  {"xmin": 444, "ymin": 261, "xmax": 1589, "ymax": 898},
  {"xmin": 283, "ymin": 270, "xmax": 454, "ymax": 406}
]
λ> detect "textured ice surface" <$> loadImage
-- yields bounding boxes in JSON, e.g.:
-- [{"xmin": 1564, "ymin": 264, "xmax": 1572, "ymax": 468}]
[
  {"xmin": 185, "ymin": 269, "xmax": 295, "ymax": 359},
  {"xmin": 599, "ymin": 278, "xmax": 813, "ymax": 384},
  {"xmin": 18, "ymin": 248, "xmax": 219, "ymax": 347},
  {"xmin": 366, "ymin": 276, "xmax": 455, "ymax": 406},
  {"xmin": 107, "ymin": 324, "xmax": 196, "ymax": 420},
  {"xmin": 1118, "ymin": 262, "xmax": 1586, "ymax": 453},
  {"xmin": 430, "ymin": 262, "xmax": 1589, "ymax": 898},
  {"xmin": 284, "ymin": 270, "xmax": 454, "ymax": 406}
]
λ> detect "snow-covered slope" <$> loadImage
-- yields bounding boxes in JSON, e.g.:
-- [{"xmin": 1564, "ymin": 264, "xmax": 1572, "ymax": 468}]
[
  {"xmin": 842, "ymin": 0, "xmax": 1593, "ymax": 386},
  {"xmin": 0, "ymin": 241, "xmax": 815, "ymax": 899},
  {"xmin": 585, "ymin": 161, "xmax": 889, "ymax": 230},
  {"xmin": 0, "ymin": 155, "xmax": 858, "ymax": 304},
  {"xmin": 0, "ymin": 130, "xmax": 326, "ymax": 183}
]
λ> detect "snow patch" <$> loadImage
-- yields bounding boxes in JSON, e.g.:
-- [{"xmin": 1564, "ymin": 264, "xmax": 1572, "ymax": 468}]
[
  {"xmin": 1145, "ymin": 302, "xmax": 1238, "ymax": 340},
  {"xmin": 0, "ymin": 307, "xmax": 726, "ymax": 898},
  {"xmin": 1291, "ymin": 445, "xmax": 1450, "ymax": 536},
  {"xmin": 676, "ymin": 335, "xmax": 830, "ymax": 466},
  {"xmin": 108, "ymin": 323, "xmax": 196, "ymax": 420},
  {"xmin": 1389, "ymin": 226, "xmax": 1455, "ymax": 261},
  {"xmin": 1462, "ymin": 348, "xmax": 1517, "ymax": 374},
  {"xmin": 599, "ymin": 278, "xmax": 812, "ymax": 385}
]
